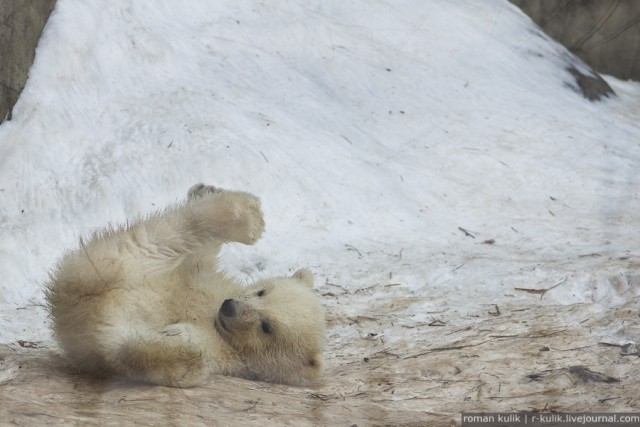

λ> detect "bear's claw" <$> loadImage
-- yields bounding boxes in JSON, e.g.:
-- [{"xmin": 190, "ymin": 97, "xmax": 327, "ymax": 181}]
[{"xmin": 188, "ymin": 183, "xmax": 223, "ymax": 200}]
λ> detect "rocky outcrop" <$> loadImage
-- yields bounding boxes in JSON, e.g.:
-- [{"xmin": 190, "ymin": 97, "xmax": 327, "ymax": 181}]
[
  {"xmin": 512, "ymin": 0, "xmax": 640, "ymax": 81},
  {"xmin": 0, "ymin": 0, "xmax": 56, "ymax": 123}
]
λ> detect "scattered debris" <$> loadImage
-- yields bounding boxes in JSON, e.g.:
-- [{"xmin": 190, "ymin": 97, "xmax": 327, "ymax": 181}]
[
  {"xmin": 308, "ymin": 393, "xmax": 331, "ymax": 401},
  {"xmin": 17, "ymin": 340, "xmax": 39, "ymax": 348},
  {"xmin": 620, "ymin": 343, "xmax": 639, "ymax": 357},
  {"xmin": 345, "ymin": 244, "xmax": 363, "ymax": 258},
  {"xmin": 568, "ymin": 366, "xmax": 620, "ymax": 384},
  {"xmin": 527, "ymin": 373, "xmax": 545, "ymax": 381},
  {"xmin": 578, "ymin": 253, "xmax": 602, "ymax": 258},
  {"xmin": 488, "ymin": 305, "xmax": 501, "ymax": 316},
  {"xmin": 599, "ymin": 341, "xmax": 639, "ymax": 357},
  {"xmin": 347, "ymin": 315, "xmax": 379, "ymax": 325}
]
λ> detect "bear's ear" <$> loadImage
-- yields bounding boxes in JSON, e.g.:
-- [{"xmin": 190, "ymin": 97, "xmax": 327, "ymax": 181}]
[{"xmin": 292, "ymin": 268, "xmax": 314, "ymax": 288}]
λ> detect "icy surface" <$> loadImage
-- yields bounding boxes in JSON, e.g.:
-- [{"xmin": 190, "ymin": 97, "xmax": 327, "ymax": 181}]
[{"xmin": 1, "ymin": 0, "xmax": 639, "ymax": 345}]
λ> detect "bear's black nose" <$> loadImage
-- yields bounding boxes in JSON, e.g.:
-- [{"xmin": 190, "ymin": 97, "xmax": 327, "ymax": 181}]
[{"xmin": 220, "ymin": 299, "xmax": 236, "ymax": 317}]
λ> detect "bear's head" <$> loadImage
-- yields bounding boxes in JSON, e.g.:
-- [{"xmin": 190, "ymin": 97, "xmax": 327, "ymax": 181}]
[{"xmin": 215, "ymin": 268, "xmax": 325, "ymax": 385}]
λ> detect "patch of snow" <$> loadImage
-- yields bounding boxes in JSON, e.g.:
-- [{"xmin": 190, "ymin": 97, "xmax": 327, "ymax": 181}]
[{"xmin": 1, "ymin": 0, "xmax": 639, "ymax": 346}]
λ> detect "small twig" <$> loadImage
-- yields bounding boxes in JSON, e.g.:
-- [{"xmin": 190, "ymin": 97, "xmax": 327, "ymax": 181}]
[
  {"xmin": 488, "ymin": 305, "xmax": 501, "ymax": 316},
  {"xmin": 340, "ymin": 134, "xmax": 353, "ymax": 144},
  {"xmin": 598, "ymin": 342, "xmax": 623, "ymax": 348},
  {"xmin": 515, "ymin": 287, "xmax": 546, "ymax": 295},
  {"xmin": 550, "ymin": 345, "xmax": 596, "ymax": 352},
  {"xmin": 579, "ymin": 253, "xmax": 602, "ymax": 258},
  {"xmin": 384, "ymin": 283, "xmax": 402, "ymax": 288},
  {"xmin": 345, "ymin": 244, "xmax": 363, "ymax": 257},
  {"xmin": 515, "ymin": 277, "xmax": 568, "ymax": 300},
  {"xmin": 354, "ymin": 284, "xmax": 378, "ymax": 294},
  {"xmin": 404, "ymin": 340, "xmax": 490, "ymax": 359},
  {"xmin": 16, "ymin": 303, "xmax": 46, "ymax": 310},
  {"xmin": 347, "ymin": 315, "xmax": 381, "ymax": 326},
  {"xmin": 458, "ymin": 227, "xmax": 475, "ymax": 238},
  {"xmin": 428, "ymin": 318, "xmax": 447, "ymax": 327},
  {"xmin": 372, "ymin": 348, "xmax": 400, "ymax": 358},
  {"xmin": 452, "ymin": 263, "xmax": 466, "ymax": 272},
  {"xmin": 324, "ymin": 281, "xmax": 348, "ymax": 292},
  {"xmin": 308, "ymin": 393, "xmax": 331, "ymax": 401},
  {"xmin": 599, "ymin": 397, "xmax": 621, "ymax": 403},
  {"xmin": 540, "ymin": 277, "xmax": 568, "ymax": 300}
]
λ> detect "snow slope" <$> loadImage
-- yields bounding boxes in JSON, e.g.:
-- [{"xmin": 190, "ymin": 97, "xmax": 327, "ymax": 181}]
[{"xmin": 1, "ymin": 0, "xmax": 639, "ymax": 348}]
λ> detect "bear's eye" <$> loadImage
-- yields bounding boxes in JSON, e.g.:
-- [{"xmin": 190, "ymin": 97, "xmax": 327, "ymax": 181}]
[
  {"xmin": 260, "ymin": 320, "xmax": 272, "ymax": 334},
  {"xmin": 256, "ymin": 290, "xmax": 266, "ymax": 297}
]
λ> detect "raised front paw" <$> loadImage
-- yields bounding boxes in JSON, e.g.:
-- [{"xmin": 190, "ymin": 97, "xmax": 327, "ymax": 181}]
[
  {"xmin": 189, "ymin": 187, "xmax": 265, "ymax": 245},
  {"xmin": 211, "ymin": 191, "xmax": 265, "ymax": 245}
]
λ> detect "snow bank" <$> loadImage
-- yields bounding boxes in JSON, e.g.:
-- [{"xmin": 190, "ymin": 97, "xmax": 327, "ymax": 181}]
[{"xmin": 0, "ymin": 0, "xmax": 639, "ymax": 359}]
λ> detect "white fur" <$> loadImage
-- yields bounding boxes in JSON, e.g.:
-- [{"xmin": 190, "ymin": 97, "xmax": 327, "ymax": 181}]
[{"xmin": 46, "ymin": 184, "xmax": 325, "ymax": 387}]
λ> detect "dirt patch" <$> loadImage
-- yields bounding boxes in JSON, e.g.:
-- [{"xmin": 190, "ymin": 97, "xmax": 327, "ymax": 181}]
[{"xmin": 1, "ymin": 292, "xmax": 638, "ymax": 426}]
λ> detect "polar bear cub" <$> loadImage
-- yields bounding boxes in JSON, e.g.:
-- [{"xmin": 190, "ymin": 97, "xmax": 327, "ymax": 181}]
[{"xmin": 45, "ymin": 184, "xmax": 325, "ymax": 387}]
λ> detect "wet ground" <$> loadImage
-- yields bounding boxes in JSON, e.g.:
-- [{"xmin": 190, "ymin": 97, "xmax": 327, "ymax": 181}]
[{"xmin": 2, "ymin": 293, "xmax": 638, "ymax": 426}]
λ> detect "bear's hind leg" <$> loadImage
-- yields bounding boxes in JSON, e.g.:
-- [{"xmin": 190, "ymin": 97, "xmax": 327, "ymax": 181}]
[{"xmin": 107, "ymin": 324, "xmax": 210, "ymax": 387}]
